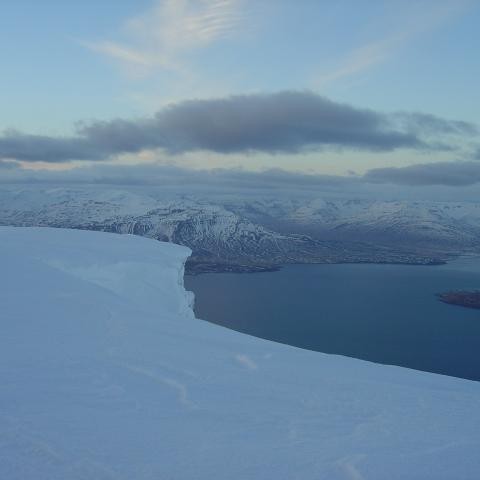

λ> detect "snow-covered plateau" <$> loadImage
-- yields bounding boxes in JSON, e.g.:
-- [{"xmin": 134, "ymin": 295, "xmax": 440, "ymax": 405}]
[{"xmin": 1, "ymin": 226, "xmax": 480, "ymax": 480}]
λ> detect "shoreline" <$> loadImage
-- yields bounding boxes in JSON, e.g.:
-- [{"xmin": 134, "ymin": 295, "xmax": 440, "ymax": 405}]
[{"xmin": 185, "ymin": 257, "xmax": 448, "ymax": 275}]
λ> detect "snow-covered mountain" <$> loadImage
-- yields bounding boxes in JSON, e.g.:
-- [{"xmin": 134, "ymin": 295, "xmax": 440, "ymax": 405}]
[
  {"xmin": 0, "ymin": 187, "xmax": 344, "ymax": 272},
  {"xmin": 2, "ymin": 185, "xmax": 479, "ymax": 271},
  {"xmin": 225, "ymin": 197, "xmax": 480, "ymax": 248},
  {"xmin": 2, "ymin": 226, "xmax": 480, "ymax": 479}
]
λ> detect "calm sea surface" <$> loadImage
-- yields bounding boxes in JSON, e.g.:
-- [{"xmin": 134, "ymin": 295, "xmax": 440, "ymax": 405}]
[{"xmin": 185, "ymin": 257, "xmax": 480, "ymax": 381}]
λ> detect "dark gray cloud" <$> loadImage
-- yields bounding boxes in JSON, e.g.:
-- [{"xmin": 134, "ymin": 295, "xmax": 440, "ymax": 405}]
[
  {"xmin": 146, "ymin": 92, "xmax": 423, "ymax": 153},
  {"xmin": 0, "ymin": 130, "xmax": 99, "ymax": 162},
  {"xmin": 1, "ymin": 91, "xmax": 475, "ymax": 162},
  {"xmin": 365, "ymin": 161, "xmax": 480, "ymax": 186}
]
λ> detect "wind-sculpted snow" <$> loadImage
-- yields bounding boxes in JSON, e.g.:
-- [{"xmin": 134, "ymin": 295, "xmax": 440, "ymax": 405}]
[{"xmin": 1, "ymin": 226, "xmax": 480, "ymax": 479}]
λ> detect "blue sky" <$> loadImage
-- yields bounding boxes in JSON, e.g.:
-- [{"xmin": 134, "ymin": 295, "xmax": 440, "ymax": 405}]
[{"xmin": 1, "ymin": 0, "xmax": 479, "ymax": 182}]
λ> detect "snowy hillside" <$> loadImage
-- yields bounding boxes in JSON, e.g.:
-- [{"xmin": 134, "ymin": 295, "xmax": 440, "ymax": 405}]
[
  {"xmin": 1, "ymin": 226, "xmax": 480, "ymax": 479},
  {"xmin": 0, "ymin": 185, "xmax": 468, "ymax": 271},
  {"xmin": 226, "ymin": 196, "xmax": 480, "ymax": 248},
  {"xmin": 0, "ymin": 187, "xmax": 339, "ymax": 271}
]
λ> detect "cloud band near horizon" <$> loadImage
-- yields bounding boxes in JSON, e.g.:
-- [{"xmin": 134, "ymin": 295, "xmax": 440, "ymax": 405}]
[
  {"xmin": 0, "ymin": 91, "xmax": 475, "ymax": 163},
  {"xmin": 3, "ymin": 159, "xmax": 480, "ymax": 188}
]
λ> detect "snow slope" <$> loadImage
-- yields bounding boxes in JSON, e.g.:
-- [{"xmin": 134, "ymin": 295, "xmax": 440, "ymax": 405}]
[{"xmin": 1, "ymin": 227, "xmax": 480, "ymax": 480}]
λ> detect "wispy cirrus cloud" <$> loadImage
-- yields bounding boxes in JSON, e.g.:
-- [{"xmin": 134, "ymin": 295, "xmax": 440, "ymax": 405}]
[
  {"xmin": 84, "ymin": 0, "xmax": 245, "ymax": 73},
  {"xmin": 315, "ymin": 0, "xmax": 473, "ymax": 87}
]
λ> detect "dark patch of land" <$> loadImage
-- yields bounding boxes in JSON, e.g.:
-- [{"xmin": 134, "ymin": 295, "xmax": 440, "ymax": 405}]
[
  {"xmin": 185, "ymin": 255, "xmax": 446, "ymax": 275},
  {"xmin": 185, "ymin": 259, "xmax": 280, "ymax": 275},
  {"xmin": 437, "ymin": 290, "xmax": 480, "ymax": 310}
]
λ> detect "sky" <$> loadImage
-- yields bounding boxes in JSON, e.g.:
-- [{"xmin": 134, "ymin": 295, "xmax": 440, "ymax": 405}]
[{"xmin": 1, "ymin": 0, "xmax": 480, "ymax": 191}]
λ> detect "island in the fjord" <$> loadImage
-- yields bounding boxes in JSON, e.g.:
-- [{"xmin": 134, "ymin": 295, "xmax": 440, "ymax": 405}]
[{"xmin": 437, "ymin": 290, "xmax": 480, "ymax": 309}]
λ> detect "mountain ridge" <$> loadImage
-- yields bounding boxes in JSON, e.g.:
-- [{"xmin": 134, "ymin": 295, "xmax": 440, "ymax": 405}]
[{"xmin": 2, "ymin": 185, "xmax": 478, "ymax": 272}]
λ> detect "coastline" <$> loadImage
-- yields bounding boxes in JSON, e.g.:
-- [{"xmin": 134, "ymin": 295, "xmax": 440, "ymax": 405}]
[{"xmin": 185, "ymin": 256, "xmax": 447, "ymax": 275}]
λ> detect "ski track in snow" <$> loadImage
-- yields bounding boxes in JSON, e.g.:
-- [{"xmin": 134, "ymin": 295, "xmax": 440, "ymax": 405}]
[{"xmin": 121, "ymin": 364, "xmax": 197, "ymax": 409}]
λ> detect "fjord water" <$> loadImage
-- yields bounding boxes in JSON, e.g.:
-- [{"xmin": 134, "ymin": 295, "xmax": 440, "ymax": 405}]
[{"xmin": 185, "ymin": 258, "xmax": 480, "ymax": 381}]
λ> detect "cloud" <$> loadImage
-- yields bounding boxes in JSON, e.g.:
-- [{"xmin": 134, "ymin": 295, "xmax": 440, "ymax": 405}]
[
  {"xmin": 393, "ymin": 112, "xmax": 477, "ymax": 136},
  {"xmin": 0, "ymin": 162, "xmax": 359, "ymax": 193},
  {"xmin": 146, "ymin": 92, "xmax": 425, "ymax": 153},
  {"xmin": 0, "ymin": 129, "xmax": 99, "ymax": 162},
  {"xmin": 0, "ymin": 160, "xmax": 19, "ymax": 170},
  {"xmin": 315, "ymin": 37, "xmax": 397, "ymax": 87},
  {"xmin": 2, "ymin": 91, "xmax": 475, "ymax": 163},
  {"xmin": 315, "ymin": 0, "xmax": 472, "ymax": 87},
  {"xmin": 365, "ymin": 161, "xmax": 480, "ymax": 186},
  {"xmin": 84, "ymin": 41, "xmax": 154, "ymax": 68},
  {"xmin": 4, "ymin": 158, "xmax": 480, "ymax": 197},
  {"xmin": 84, "ymin": 0, "xmax": 245, "ymax": 72}
]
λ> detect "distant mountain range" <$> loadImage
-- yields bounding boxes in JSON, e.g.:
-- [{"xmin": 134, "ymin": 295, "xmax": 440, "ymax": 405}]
[{"xmin": 2, "ymin": 186, "xmax": 479, "ymax": 272}]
